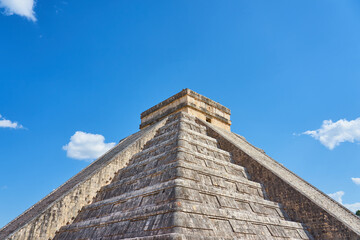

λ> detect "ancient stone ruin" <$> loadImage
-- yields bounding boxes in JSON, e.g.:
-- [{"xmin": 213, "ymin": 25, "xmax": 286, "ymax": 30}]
[{"xmin": 1, "ymin": 89, "xmax": 360, "ymax": 240}]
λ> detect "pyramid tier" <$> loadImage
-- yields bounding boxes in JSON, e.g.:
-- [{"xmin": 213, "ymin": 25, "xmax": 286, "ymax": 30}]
[
  {"xmin": 72, "ymin": 178, "xmax": 287, "ymax": 223},
  {"xmin": 55, "ymin": 199, "xmax": 307, "ymax": 239},
  {"xmin": 93, "ymin": 153, "xmax": 263, "ymax": 202}
]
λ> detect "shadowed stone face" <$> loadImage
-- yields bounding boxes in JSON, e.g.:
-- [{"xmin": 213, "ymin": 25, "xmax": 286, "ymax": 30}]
[{"xmin": 201, "ymin": 120, "xmax": 360, "ymax": 240}]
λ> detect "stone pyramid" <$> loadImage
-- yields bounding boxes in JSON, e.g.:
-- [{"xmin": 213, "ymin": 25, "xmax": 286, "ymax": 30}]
[{"xmin": 1, "ymin": 89, "xmax": 360, "ymax": 240}]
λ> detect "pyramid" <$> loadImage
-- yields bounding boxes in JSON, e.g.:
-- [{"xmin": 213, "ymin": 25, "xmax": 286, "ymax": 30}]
[{"xmin": 1, "ymin": 89, "xmax": 360, "ymax": 240}]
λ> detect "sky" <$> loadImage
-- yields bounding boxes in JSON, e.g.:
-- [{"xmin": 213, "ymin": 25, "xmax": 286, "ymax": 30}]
[{"xmin": 1, "ymin": 0, "xmax": 360, "ymax": 228}]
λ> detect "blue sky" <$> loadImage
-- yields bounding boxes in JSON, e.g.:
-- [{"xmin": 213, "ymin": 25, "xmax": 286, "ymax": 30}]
[{"xmin": 1, "ymin": 0, "xmax": 360, "ymax": 227}]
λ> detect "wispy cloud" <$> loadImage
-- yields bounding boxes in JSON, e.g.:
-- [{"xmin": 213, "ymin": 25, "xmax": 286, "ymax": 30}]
[
  {"xmin": 303, "ymin": 118, "xmax": 360, "ymax": 149},
  {"xmin": 0, "ymin": 0, "xmax": 36, "ymax": 21},
  {"xmin": 344, "ymin": 202, "xmax": 360, "ymax": 213},
  {"xmin": 328, "ymin": 191, "xmax": 345, "ymax": 204},
  {"xmin": 352, "ymin": 178, "xmax": 360, "ymax": 185},
  {"xmin": 328, "ymin": 191, "xmax": 360, "ymax": 213},
  {"xmin": 62, "ymin": 131, "xmax": 116, "ymax": 161},
  {"xmin": 0, "ymin": 114, "xmax": 23, "ymax": 129},
  {"xmin": 0, "ymin": 185, "xmax": 8, "ymax": 190}
]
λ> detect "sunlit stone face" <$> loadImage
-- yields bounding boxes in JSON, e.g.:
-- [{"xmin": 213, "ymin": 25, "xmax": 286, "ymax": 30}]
[{"xmin": 140, "ymin": 88, "xmax": 231, "ymax": 131}]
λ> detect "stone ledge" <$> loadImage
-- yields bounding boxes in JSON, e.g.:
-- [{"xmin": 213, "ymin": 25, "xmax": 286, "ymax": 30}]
[
  {"xmin": 141, "ymin": 89, "xmax": 230, "ymax": 119},
  {"xmin": 59, "ymin": 201, "xmax": 304, "ymax": 236},
  {"xmin": 140, "ymin": 90, "xmax": 231, "ymax": 131},
  {"xmin": 81, "ymin": 178, "xmax": 275, "ymax": 215}
]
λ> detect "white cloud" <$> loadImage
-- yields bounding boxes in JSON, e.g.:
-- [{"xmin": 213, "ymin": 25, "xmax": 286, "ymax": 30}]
[
  {"xmin": 344, "ymin": 202, "xmax": 360, "ymax": 213},
  {"xmin": 351, "ymin": 177, "xmax": 360, "ymax": 185},
  {"xmin": 62, "ymin": 131, "xmax": 116, "ymax": 161},
  {"xmin": 328, "ymin": 191, "xmax": 360, "ymax": 213},
  {"xmin": 303, "ymin": 118, "xmax": 360, "ymax": 149},
  {"xmin": 0, "ymin": 0, "xmax": 36, "ymax": 21},
  {"xmin": 328, "ymin": 191, "xmax": 344, "ymax": 204},
  {"xmin": 0, "ymin": 114, "xmax": 23, "ymax": 129}
]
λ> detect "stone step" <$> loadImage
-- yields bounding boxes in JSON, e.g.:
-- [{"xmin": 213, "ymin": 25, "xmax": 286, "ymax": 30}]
[
  {"xmin": 66, "ymin": 233, "xmax": 307, "ymax": 240},
  {"xmin": 132, "ymin": 126, "xmax": 228, "ymax": 165},
  {"xmin": 111, "ymin": 147, "xmax": 248, "ymax": 191},
  {"xmin": 178, "ymin": 145, "xmax": 231, "ymax": 163},
  {"xmin": 115, "ymin": 148, "xmax": 245, "ymax": 185},
  {"xmin": 115, "ymin": 233, "xmax": 307, "ymax": 240},
  {"xmin": 177, "ymin": 149, "xmax": 244, "ymax": 176},
  {"xmin": 57, "ymin": 202, "xmax": 307, "ymax": 240},
  {"xmin": 129, "ymin": 136, "xmax": 178, "ymax": 163},
  {"xmin": 95, "ymin": 160, "xmax": 261, "ymax": 202},
  {"xmin": 113, "ymin": 150, "xmax": 176, "ymax": 182},
  {"xmin": 174, "ymin": 180, "xmax": 281, "ymax": 213},
  {"xmin": 174, "ymin": 157, "xmax": 251, "ymax": 187},
  {"xmin": 157, "ymin": 116, "xmax": 207, "ymax": 135},
  {"xmin": 81, "ymin": 180, "xmax": 286, "ymax": 223},
  {"xmin": 64, "ymin": 209, "xmax": 302, "ymax": 235},
  {"xmin": 178, "ymin": 135, "xmax": 230, "ymax": 159},
  {"xmin": 124, "ymin": 141, "xmax": 233, "ymax": 182},
  {"xmin": 140, "ymin": 128, "xmax": 178, "ymax": 151},
  {"xmin": 119, "ymin": 139, "xmax": 232, "ymax": 186},
  {"xmin": 139, "ymin": 121, "xmax": 218, "ymax": 156}
]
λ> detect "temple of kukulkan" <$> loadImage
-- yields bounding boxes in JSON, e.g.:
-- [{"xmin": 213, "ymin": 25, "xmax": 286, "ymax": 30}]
[{"xmin": 1, "ymin": 89, "xmax": 360, "ymax": 240}]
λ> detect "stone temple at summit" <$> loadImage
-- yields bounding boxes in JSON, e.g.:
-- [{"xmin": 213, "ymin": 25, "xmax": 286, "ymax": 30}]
[{"xmin": 1, "ymin": 89, "xmax": 360, "ymax": 240}]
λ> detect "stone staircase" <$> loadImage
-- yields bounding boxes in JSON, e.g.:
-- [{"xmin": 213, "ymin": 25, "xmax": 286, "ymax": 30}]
[{"xmin": 53, "ymin": 112, "xmax": 312, "ymax": 240}]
